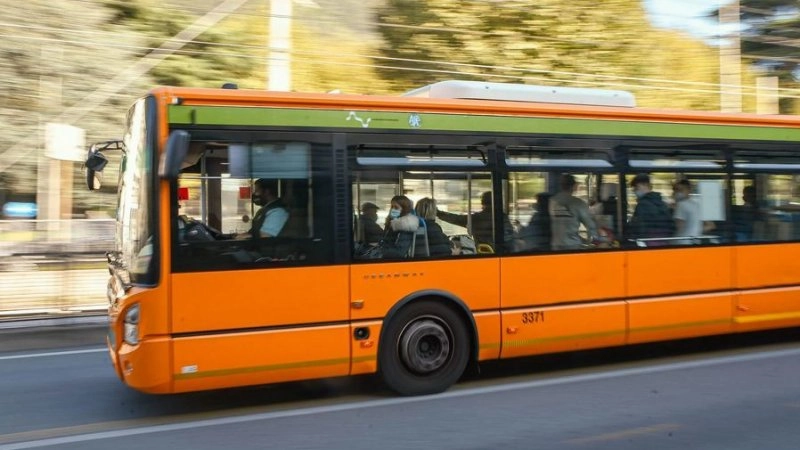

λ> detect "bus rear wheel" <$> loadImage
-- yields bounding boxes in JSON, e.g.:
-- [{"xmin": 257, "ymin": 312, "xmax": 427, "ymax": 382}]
[{"xmin": 379, "ymin": 301, "xmax": 470, "ymax": 396}]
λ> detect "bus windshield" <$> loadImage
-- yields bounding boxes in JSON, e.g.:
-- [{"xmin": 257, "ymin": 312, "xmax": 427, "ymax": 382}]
[{"xmin": 115, "ymin": 98, "xmax": 156, "ymax": 284}]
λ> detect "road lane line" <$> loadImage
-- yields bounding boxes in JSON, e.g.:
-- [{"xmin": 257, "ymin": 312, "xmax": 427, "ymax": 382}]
[
  {"xmin": 2, "ymin": 346, "xmax": 800, "ymax": 449},
  {"xmin": 0, "ymin": 348, "xmax": 106, "ymax": 361},
  {"xmin": 564, "ymin": 423, "xmax": 681, "ymax": 445}
]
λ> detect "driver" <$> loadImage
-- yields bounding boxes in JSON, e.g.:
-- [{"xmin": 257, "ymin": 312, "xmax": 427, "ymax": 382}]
[{"xmin": 235, "ymin": 178, "xmax": 289, "ymax": 239}]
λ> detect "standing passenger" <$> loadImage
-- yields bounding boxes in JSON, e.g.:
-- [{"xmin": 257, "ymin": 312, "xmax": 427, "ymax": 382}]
[
  {"xmin": 672, "ymin": 179, "xmax": 702, "ymax": 244},
  {"xmin": 549, "ymin": 175, "xmax": 599, "ymax": 250},
  {"xmin": 626, "ymin": 173, "xmax": 674, "ymax": 245},
  {"xmin": 436, "ymin": 191, "xmax": 513, "ymax": 248}
]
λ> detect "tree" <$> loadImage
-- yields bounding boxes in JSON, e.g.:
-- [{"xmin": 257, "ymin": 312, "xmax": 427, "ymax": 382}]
[
  {"xmin": 715, "ymin": 0, "xmax": 800, "ymax": 112},
  {"xmin": 376, "ymin": 0, "xmax": 728, "ymax": 110}
]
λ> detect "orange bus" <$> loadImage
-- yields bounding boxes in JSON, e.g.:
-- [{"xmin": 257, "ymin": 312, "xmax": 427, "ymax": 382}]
[{"xmin": 85, "ymin": 80, "xmax": 800, "ymax": 396}]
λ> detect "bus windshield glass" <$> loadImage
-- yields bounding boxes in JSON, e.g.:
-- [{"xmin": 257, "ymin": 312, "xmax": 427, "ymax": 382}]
[{"xmin": 115, "ymin": 98, "xmax": 155, "ymax": 284}]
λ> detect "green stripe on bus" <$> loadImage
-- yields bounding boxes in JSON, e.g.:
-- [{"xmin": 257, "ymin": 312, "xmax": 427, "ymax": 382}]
[
  {"xmin": 174, "ymin": 356, "xmax": 357, "ymax": 380},
  {"xmin": 168, "ymin": 105, "xmax": 800, "ymax": 142},
  {"xmin": 503, "ymin": 329, "xmax": 625, "ymax": 348},
  {"xmin": 628, "ymin": 318, "xmax": 732, "ymax": 334}
]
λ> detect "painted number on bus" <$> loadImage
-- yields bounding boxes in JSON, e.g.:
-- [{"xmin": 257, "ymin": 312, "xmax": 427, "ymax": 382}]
[{"xmin": 522, "ymin": 311, "xmax": 545, "ymax": 324}]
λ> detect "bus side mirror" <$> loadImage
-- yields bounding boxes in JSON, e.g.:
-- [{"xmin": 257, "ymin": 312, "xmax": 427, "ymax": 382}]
[
  {"xmin": 159, "ymin": 130, "xmax": 191, "ymax": 179},
  {"xmin": 85, "ymin": 148, "xmax": 109, "ymax": 191}
]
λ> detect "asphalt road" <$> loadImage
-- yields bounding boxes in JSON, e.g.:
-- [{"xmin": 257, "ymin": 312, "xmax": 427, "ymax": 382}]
[{"xmin": 1, "ymin": 326, "xmax": 799, "ymax": 450}]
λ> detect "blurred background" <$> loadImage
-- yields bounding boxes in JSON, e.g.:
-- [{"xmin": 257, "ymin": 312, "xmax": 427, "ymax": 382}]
[{"xmin": 0, "ymin": 0, "xmax": 796, "ymax": 316}]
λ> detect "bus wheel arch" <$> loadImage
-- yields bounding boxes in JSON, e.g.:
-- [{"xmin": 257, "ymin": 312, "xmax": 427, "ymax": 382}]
[{"xmin": 377, "ymin": 292, "xmax": 476, "ymax": 396}]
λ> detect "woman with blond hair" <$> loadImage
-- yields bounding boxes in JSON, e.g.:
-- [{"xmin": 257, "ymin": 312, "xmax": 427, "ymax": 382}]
[{"xmin": 415, "ymin": 197, "xmax": 452, "ymax": 257}]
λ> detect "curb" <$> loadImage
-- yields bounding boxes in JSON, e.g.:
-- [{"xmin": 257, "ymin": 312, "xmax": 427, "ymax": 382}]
[{"xmin": 0, "ymin": 314, "xmax": 107, "ymax": 331}]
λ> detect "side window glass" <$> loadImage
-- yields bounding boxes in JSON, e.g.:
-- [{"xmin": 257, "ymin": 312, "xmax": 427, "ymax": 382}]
[
  {"xmin": 625, "ymin": 172, "xmax": 726, "ymax": 247},
  {"xmin": 173, "ymin": 140, "xmax": 334, "ymax": 271}
]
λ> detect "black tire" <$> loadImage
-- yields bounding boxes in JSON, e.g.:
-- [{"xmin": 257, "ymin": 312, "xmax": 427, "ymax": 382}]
[{"xmin": 379, "ymin": 301, "xmax": 471, "ymax": 396}]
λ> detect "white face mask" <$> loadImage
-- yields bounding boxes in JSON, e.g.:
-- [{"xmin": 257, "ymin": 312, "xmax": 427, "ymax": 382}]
[
  {"xmin": 634, "ymin": 188, "xmax": 646, "ymax": 199},
  {"xmin": 389, "ymin": 208, "xmax": 401, "ymax": 219},
  {"xmin": 674, "ymin": 192, "xmax": 688, "ymax": 201}
]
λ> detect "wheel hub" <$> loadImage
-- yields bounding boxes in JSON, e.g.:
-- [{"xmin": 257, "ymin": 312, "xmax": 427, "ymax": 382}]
[{"xmin": 399, "ymin": 319, "xmax": 451, "ymax": 374}]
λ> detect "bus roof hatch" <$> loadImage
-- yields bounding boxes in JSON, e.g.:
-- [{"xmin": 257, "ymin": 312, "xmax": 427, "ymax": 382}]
[{"xmin": 402, "ymin": 80, "xmax": 636, "ymax": 108}]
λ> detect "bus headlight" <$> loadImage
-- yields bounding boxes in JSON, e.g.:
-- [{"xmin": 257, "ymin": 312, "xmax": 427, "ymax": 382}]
[{"xmin": 123, "ymin": 304, "xmax": 140, "ymax": 345}]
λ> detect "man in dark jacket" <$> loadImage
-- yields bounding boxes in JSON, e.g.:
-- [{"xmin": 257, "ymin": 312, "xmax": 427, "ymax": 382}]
[{"xmin": 626, "ymin": 173, "xmax": 675, "ymax": 244}]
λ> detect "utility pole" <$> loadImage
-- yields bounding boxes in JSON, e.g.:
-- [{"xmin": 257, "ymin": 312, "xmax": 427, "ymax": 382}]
[
  {"xmin": 268, "ymin": 0, "xmax": 292, "ymax": 91},
  {"xmin": 719, "ymin": 0, "xmax": 742, "ymax": 112}
]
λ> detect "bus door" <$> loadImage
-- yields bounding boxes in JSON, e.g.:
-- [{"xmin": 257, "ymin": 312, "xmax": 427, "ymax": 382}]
[
  {"xmin": 168, "ymin": 137, "xmax": 351, "ymax": 392},
  {"xmin": 348, "ymin": 145, "xmax": 503, "ymax": 369},
  {"xmin": 500, "ymin": 146, "xmax": 628, "ymax": 358}
]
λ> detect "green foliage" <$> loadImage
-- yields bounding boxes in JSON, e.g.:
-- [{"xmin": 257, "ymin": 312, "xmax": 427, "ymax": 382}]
[{"xmin": 376, "ymin": 0, "xmax": 731, "ymax": 110}]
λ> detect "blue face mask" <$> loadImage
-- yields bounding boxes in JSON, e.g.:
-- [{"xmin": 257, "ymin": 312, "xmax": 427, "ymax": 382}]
[{"xmin": 389, "ymin": 208, "xmax": 401, "ymax": 219}]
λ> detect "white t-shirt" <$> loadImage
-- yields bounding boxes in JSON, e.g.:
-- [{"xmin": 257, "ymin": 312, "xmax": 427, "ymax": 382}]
[{"xmin": 674, "ymin": 198, "xmax": 702, "ymax": 240}]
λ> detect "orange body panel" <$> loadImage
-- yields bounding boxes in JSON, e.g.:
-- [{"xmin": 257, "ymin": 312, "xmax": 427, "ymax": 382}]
[
  {"xmin": 627, "ymin": 247, "xmax": 733, "ymax": 297},
  {"xmin": 501, "ymin": 252, "xmax": 626, "ymax": 307},
  {"xmin": 171, "ymin": 325, "xmax": 350, "ymax": 393},
  {"xmin": 735, "ymin": 287, "xmax": 800, "ymax": 332},
  {"xmin": 349, "ymin": 258, "xmax": 500, "ymax": 320},
  {"xmin": 500, "ymin": 302, "xmax": 626, "ymax": 358},
  {"xmin": 171, "ymin": 266, "xmax": 350, "ymax": 333},
  {"xmin": 350, "ymin": 321, "xmax": 382, "ymax": 375},
  {"xmin": 627, "ymin": 293, "xmax": 733, "ymax": 344},
  {"xmin": 118, "ymin": 338, "xmax": 172, "ymax": 394},
  {"xmin": 474, "ymin": 312, "xmax": 502, "ymax": 360},
  {"xmin": 735, "ymin": 243, "xmax": 800, "ymax": 288}
]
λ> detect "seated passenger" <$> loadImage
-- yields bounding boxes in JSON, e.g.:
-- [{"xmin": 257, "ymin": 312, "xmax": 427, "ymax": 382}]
[
  {"xmin": 358, "ymin": 202, "xmax": 384, "ymax": 245},
  {"xmin": 414, "ymin": 197, "xmax": 452, "ymax": 257},
  {"xmin": 436, "ymin": 191, "xmax": 514, "ymax": 249},
  {"xmin": 380, "ymin": 195, "xmax": 419, "ymax": 258},
  {"xmin": 235, "ymin": 178, "xmax": 288, "ymax": 239}
]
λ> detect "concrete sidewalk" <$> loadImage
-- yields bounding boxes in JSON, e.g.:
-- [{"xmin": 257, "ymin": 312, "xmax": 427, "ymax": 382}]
[{"xmin": 0, "ymin": 314, "xmax": 108, "ymax": 353}]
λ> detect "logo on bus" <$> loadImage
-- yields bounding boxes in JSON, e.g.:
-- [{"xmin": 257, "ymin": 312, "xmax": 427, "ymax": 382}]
[
  {"xmin": 346, "ymin": 111, "xmax": 372, "ymax": 128},
  {"xmin": 409, "ymin": 113, "xmax": 422, "ymax": 128}
]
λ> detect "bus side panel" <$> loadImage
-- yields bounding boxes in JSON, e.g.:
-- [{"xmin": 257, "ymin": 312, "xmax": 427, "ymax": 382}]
[
  {"xmin": 627, "ymin": 294, "xmax": 733, "ymax": 344},
  {"xmin": 735, "ymin": 287, "xmax": 800, "ymax": 332},
  {"xmin": 474, "ymin": 312, "xmax": 502, "ymax": 361},
  {"xmin": 171, "ymin": 326, "xmax": 351, "ymax": 393},
  {"xmin": 733, "ymin": 244, "xmax": 800, "ymax": 331},
  {"xmin": 500, "ymin": 302, "xmax": 626, "ymax": 358},
  {"xmin": 171, "ymin": 266, "xmax": 350, "ymax": 333},
  {"xmin": 349, "ymin": 258, "xmax": 500, "ymax": 321},
  {"xmin": 500, "ymin": 253, "xmax": 626, "ymax": 307},
  {"xmin": 627, "ymin": 247, "xmax": 734, "ymax": 297},
  {"xmin": 350, "ymin": 321, "xmax": 382, "ymax": 375},
  {"xmin": 735, "ymin": 243, "xmax": 800, "ymax": 289},
  {"xmin": 117, "ymin": 338, "xmax": 172, "ymax": 394}
]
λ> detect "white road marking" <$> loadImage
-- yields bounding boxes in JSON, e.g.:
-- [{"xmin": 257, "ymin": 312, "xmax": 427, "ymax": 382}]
[
  {"xmin": 2, "ymin": 346, "xmax": 800, "ymax": 449},
  {"xmin": 0, "ymin": 348, "xmax": 106, "ymax": 361}
]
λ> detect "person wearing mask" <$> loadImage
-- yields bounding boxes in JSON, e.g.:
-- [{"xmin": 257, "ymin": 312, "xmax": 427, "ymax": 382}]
[
  {"xmin": 549, "ymin": 175, "xmax": 600, "ymax": 250},
  {"xmin": 236, "ymin": 178, "xmax": 289, "ymax": 239},
  {"xmin": 380, "ymin": 195, "xmax": 419, "ymax": 258},
  {"xmin": 626, "ymin": 173, "xmax": 675, "ymax": 245},
  {"xmin": 672, "ymin": 179, "xmax": 703, "ymax": 245}
]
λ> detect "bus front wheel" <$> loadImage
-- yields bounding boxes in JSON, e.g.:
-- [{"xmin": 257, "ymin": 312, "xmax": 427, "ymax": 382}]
[{"xmin": 379, "ymin": 301, "xmax": 470, "ymax": 396}]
